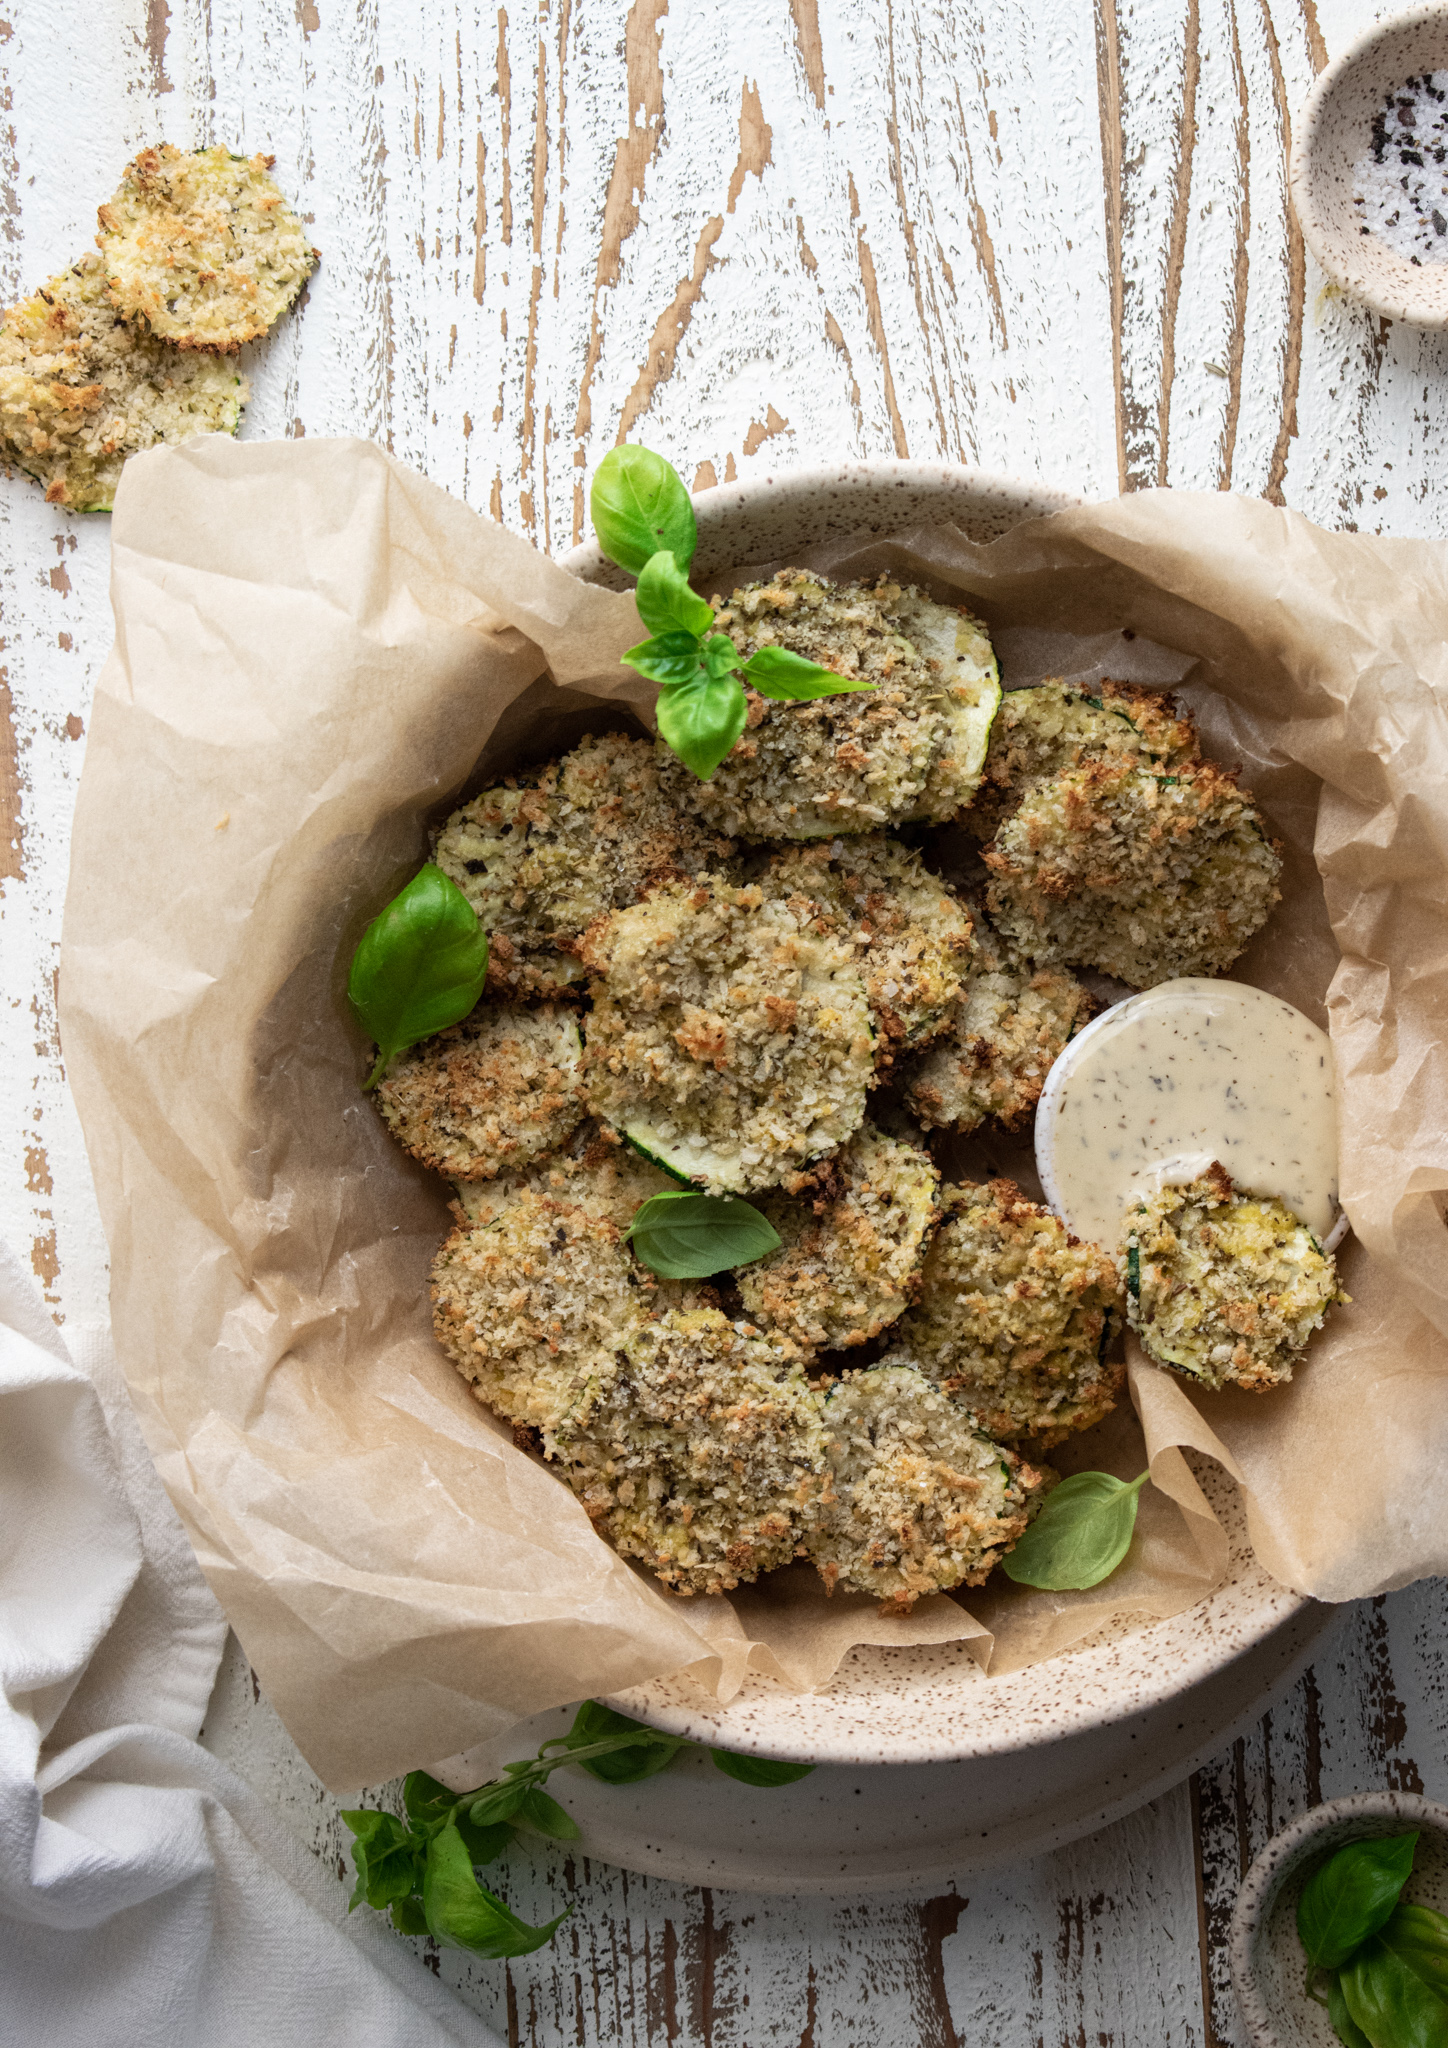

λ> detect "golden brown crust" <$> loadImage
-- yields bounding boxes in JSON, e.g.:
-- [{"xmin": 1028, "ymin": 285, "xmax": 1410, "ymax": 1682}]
[{"xmin": 375, "ymin": 1005, "xmax": 585, "ymax": 1180}]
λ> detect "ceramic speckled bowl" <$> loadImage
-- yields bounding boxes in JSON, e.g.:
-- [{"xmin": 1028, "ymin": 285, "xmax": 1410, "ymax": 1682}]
[
  {"xmin": 1229, "ymin": 1792, "xmax": 1448, "ymax": 2046},
  {"xmin": 556, "ymin": 460, "xmax": 1334, "ymax": 1786},
  {"xmin": 1291, "ymin": 6, "xmax": 1448, "ymax": 327}
]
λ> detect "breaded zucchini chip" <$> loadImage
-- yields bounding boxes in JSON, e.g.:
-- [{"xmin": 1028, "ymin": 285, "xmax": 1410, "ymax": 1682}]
[
  {"xmin": 966, "ymin": 677, "xmax": 1199, "ymax": 839},
  {"xmin": 750, "ymin": 834, "xmax": 975, "ymax": 1061},
  {"xmin": 1123, "ymin": 1163, "xmax": 1343, "ymax": 1391},
  {"xmin": 557, "ymin": 1308, "xmax": 826, "ymax": 1595},
  {"xmin": 375, "ymin": 1003, "xmax": 584, "ymax": 1180},
  {"xmin": 435, "ymin": 733, "xmax": 732, "ymax": 999},
  {"xmin": 807, "ymin": 1361, "xmax": 1055, "ymax": 1610},
  {"xmin": 430, "ymin": 1175, "xmax": 655, "ymax": 1449},
  {"xmin": 0, "ymin": 252, "xmax": 243, "ymax": 511},
  {"xmin": 983, "ymin": 756, "xmax": 1281, "ymax": 988},
  {"xmin": 580, "ymin": 877, "xmax": 875, "ymax": 1194},
  {"xmin": 905, "ymin": 955, "xmax": 1092, "ymax": 1133},
  {"xmin": 450, "ymin": 1121, "xmax": 675, "ymax": 1231},
  {"xmin": 898, "ymin": 1179, "xmax": 1123, "ymax": 1448},
  {"xmin": 736, "ymin": 1123, "xmax": 941, "ymax": 1352},
  {"xmin": 97, "ymin": 145, "xmax": 315, "ymax": 351},
  {"xmin": 660, "ymin": 572, "xmax": 998, "ymax": 839}
]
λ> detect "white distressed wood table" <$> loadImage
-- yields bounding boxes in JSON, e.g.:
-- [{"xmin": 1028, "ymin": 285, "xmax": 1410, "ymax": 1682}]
[{"xmin": 4, "ymin": 1, "xmax": 1446, "ymax": 2040}]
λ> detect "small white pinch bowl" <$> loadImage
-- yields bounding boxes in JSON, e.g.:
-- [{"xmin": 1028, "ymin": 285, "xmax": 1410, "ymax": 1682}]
[
  {"xmin": 1290, "ymin": 5, "xmax": 1448, "ymax": 326},
  {"xmin": 1229, "ymin": 1791, "xmax": 1448, "ymax": 2046}
]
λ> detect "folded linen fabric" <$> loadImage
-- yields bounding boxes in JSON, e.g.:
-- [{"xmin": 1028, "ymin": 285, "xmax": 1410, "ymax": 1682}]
[{"xmin": 0, "ymin": 1238, "xmax": 501, "ymax": 2047}]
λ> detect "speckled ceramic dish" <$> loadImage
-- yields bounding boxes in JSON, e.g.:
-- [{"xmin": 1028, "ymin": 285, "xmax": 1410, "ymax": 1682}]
[
  {"xmin": 1229, "ymin": 1791, "xmax": 1448, "ymax": 2046},
  {"xmin": 1291, "ymin": 6, "xmax": 1448, "ymax": 326},
  {"xmin": 557, "ymin": 461, "xmax": 1331, "ymax": 1784}
]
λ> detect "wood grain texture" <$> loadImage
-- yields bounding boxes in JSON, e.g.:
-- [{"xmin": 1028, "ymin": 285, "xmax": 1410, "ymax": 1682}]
[{"xmin": 2, "ymin": 0, "xmax": 1448, "ymax": 2041}]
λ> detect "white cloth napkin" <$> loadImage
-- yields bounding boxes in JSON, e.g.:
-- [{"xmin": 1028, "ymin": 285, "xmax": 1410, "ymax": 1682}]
[{"xmin": 0, "ymin": 1239, "xmax": 502, "ymax": 2046}]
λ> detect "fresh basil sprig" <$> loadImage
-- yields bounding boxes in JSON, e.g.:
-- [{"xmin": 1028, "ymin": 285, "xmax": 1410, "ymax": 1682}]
[
  {"xmin": 1293, "ymin": 1832, "xmax": 1448, "ymax": 2045},
  {"xmin": 1340, "ymin": 1929, "xmax": 1448, "ymax": 2047},
  {"xmin": 590, "ymin": 444, "xmax": 874, "ymax": 781},
  {"xmin": 342, "ymin": 1700, "xmax": 813, "ymax": 1955},
  {"xmin": 347, "ymin": 864, "xmax": 489, "ymax": 1090},
  {"xmin": 625, "ymin": 1190, "xmax": 782, "ymax": 1279},
  {"xmin": 1000, "ymin": 1469, "xmax": 1150, "ymax": 1592},
  {"xmin": 1299, "ymin": 1833, "xmax": 1420, "ymax": 1974}
]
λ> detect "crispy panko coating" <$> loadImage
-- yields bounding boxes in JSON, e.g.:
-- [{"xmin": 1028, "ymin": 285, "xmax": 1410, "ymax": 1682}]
[
  {"xmin": 556, "ymin": 1308, "xmax": 827, "ymax": 1595},
  {"xmin": 1123, "ymin": 1162, "xmax": 1343, "ymax": 1391},
  {"xmin": 737, "ymin": 1123, "xmax": 941, "ymax": 1353},
  {"xmin": 965, "ymin": 678, "xmax": 1200, "ymax": 841},
  {"xmin": 375, "ymin": 1004, "xmax": 584, "ymax": 1180},
  {"xmin": 97, "ymin": 145, "xmax": 315, "ymax": 351},
  {"xmin": 660, "ymin": 572, "xmax": 998, "ymax": 839},
  {"xmin": 0, "ymin": 252, "xmax": 243, "ymax": 510},
  {"xmin": 982, "ymin": 755, "xmax": 1282, "ymax": 988},
  {"xmin": 749, "ymin": 834, "xmax": 975, "ymax": 1064},
  {"xmin": 807, "ymin": 1361, "xmax": 1055, "ymax": 1610},
  {"xmin": 897, "ymin": 1179, "xmax": 1123, "ymax": 1448},
  {"xmin": 435, "ymin": 732, "xmax": 733, "ymax": 999},
  {"xmin": 579, "ymin": 876, "xmax": 875, "ymax": 1194},
  {"xmin": 905, "ymin": 932, "xmax": 1092, "ymax": 1133}
]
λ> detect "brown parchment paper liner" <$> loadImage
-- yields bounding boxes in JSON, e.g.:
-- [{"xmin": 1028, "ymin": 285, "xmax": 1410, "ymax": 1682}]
[{"xmin": 59, "ymin": 437, "xmax": 1448, "ymax": 1791}]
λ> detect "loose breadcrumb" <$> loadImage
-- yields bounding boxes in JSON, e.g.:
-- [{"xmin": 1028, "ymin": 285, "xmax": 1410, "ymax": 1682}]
[
  {"xmin": 556, "ymin": 1308, "xmax": 827, "ymax": 1595},
  {"xmin": 983, "ymin": 755, "xmax": 1281, "ymax": 988},
  {"xmin": 737, "ymin": 1123, "xmax": 941, "ymax": 1353},
  {"xmin": 660, "ymin": 573, "xmax": 995, "ymax": 840},
  {"xmin": 749, "ymin": 834, "xmax": 975, "ymax": 1063},
  {"xmin": 897, "ymin": 1179, "xmax": 1123, "ymax": 1448},
  {"xmin": 580, "ymin": 876, "xmax": 875, "ymax": 1193},
  {"xmin": 97, "ymin": 145, "xmax": 315, "ymax": 352},
  {"xmin": 435, "ymin": 732, "xmax": 733, "ymax": 999},
  {"xmin": 376, "ymin": 1004, "xmax": 584, "ymax": 1181},
  {"xmin": 807, "ymin": 1361, "xmax": 1055, "ymax": 1610},
  {"xmin": 0, "ymin": 252, "xmax": 244, "ymax": 510},
  {"xmin": 965, "ymin": 678, "xmax": 1200, "ymax": 841},
  {"xmin": 1123, "ymin": 1162, "xmax": 1343, "ymax": 1391},
  {"xmin": 905, "ymin": 939, "xmax": 1093, "ymax": 1132}
]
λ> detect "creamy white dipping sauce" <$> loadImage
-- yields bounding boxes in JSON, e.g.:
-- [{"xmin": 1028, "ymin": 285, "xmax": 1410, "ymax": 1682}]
[{"xmin": 1034, "ymin": 978, "xmax": 1340, "ymax": 1252}]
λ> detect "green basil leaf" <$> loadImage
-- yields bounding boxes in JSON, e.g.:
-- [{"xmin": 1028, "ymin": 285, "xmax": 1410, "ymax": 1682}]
[
  {"xmin": 348, "ymin": 865, "xmax": 489, "ymax": 1090},
  {"xmin": 559, "ymin": 1701, "xmax": 685, "ymax": 1784},
  {"xmin": 1299, "ymin": 1834, "xmax": 1419, "ymax": 1971},
  {"xmin": 1341, "ymin": 1935, "xmax": 1448, "ymax": 2048},
  {"xmin": 467, "ymin": 1780, "xmax": 530, "ymax": 1830},
  {"xmin": 742, "ymin": 644, "xmax": 875, "ymax": 701},
  {"xmin": 591, "ymin": 445, "xmax": 697, "ymax": 576},
  {"xmin": 625, "ymin": 1190, "xmax": 781, "ymax": 1279},
  {"xmin": 700, "ymin": 632, "xmax": 744, "ymax": 681},
  {"xmin": 1328, "ymin": 1972, "xmax": 1374, "ymax": 2048},
  {"xmin": 655, "ymin": 671, "xmax": 749, "ymax": 782},
  {"xmin": 401, "ymin": 1770, "xmax": 458, "ymax": 1835},
  {"xmin": 339, "ymin": 1809, "xmax": 425, "ymax": 1913},
  {"xmin": 621, "ymin": 630, "xmax": 707, "ymax": 688},
  {"xmin": 710, "ymin": 1749, "xmax": 815, "ymax": 1787},
  {"xmin": 422, "ymin": 1823, "xmax": 570, "ymax": 1958},
  {"xmin": 456, "ymin": 1815, "xmax": 515, "ymax": 1865},
  {"xmin": 518, "ymin": 1787, "xmax": 582, "ymax": 1841},
  {"xmin": 390, "ymin": 1893, "xmax": 430, "ymax": 1937},
  {"xmin": 1382, "ymin": 1903, "xmax": 1448, "ymax": 1999},
  {"xmin": 634, "ymin": 549, "xmax": 714, "ymax": 638},
  {"xmin": 1000, "ymin": 1469, "xmax": 1150, "ymax": 1591}
]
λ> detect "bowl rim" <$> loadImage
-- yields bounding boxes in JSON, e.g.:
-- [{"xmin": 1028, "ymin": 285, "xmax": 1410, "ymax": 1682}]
[
  {"xmin": 552, "ymin": 454, "xmax": 1319, "ymax": 1767},
  {"xmin": 1289, "ymin": 4, "xmax": 1448, "ymax": 327},
  {"xmin": 1228, "ymin": 1790, "xmax": 1448, "ymax": 2047}
]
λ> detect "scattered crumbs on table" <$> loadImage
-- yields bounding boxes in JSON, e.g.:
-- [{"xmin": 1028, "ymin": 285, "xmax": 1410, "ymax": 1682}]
[{"xmin": 1353, "ymin": 71, "xmax": 1448, "ymax": 265}]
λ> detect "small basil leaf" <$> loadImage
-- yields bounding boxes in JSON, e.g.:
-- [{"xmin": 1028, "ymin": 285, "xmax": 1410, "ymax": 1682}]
[
  {"xmin": 591, "ymin": 444, "xmax": 697, "ymax": 576},
  {"xmin": 634, "ymin": 549, "xmax": 714, "ymax": 638},
  {"xmin": 742, "ymin": 644, "xmax": 875, "ymax": 701},
  {"xmin": 1380, "ymin": 1902, "xmax": 1448, "ymax": 1999},
  {"xmin": 1328, "ymin": 1973, "xmax": 1373, "ymax": 2048},
  {"xmin": 1000, "ymin": 1470, "xmax": 1149, "ymax": 1591},
  {"xmin": 710, "ymin": 1749, "xmax": 815, "ymax": 1787},
  {"xmin": 701, "ymin": 632, "xmax": 744, "ymax": 681},
  {"xmin": 339, "ymin": 1809, "xmax": 424, "ymax": 1913},
  {"xmin": 654, "ymin": 671, "xmax": 748, "ymax": 782},
  {"xmin": 625, "ymin": 1191, "xmax": 782, "ymax": 1279},
  {"xmin": 348, "ymin": 865, "xmax": 488, "ymax": 1090},
  {"xmin": 390, "ymin": 1893, "xmax": 430, "ymax": 1937},
  {"xmin": 401, "ymin": 1769, "xmax": 458, "ymax": 1835},
  {"xmin": 456, "ymin": 1815, "xmax": 515, "ymax": 1865},
  {"xmin": 1341, "ymin": 1935, "xmax": 1448, "ymax": 2048},
  {"xmin": 467, "ymin": 1780, "xmax": 530, "ymax": 1830},
  {"xmin": 423, "ymin": 1823, "xmax": 570, "ymax": 1959},
  {"xmin": 621, "ymin": 630, "xmax": 707, "ymax": 688},
  {"xmin": 1299, "ymin": 1834, "xmax": 1419, "ymax": 1971},
  {"xmin": 518, "ymin": 1788, "xmax": 582, "ymax": 1841},
  {"xmin": 560, "ymin": 1701, "xmax": 685, "ymax": 1783}
]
